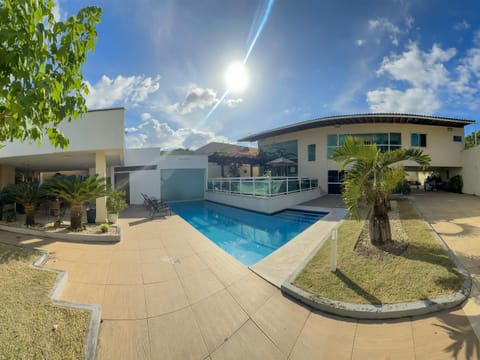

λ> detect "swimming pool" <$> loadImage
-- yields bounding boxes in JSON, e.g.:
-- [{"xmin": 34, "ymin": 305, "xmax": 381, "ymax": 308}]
[{"xmin": 169, "ymin": 201, "xmax": 327, "ymax": 266}]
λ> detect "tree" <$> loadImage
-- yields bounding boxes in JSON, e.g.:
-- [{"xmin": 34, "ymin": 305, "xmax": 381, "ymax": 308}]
[
  {"xmin": 0, "ymin": 0, "xmax": 102, "ymax": 148},
  {"xmin": 331, "ymin": 136, "xmax": 430, "ymax": 246},
  {"xmin": 43, "ymin": 175, "xmax": 106, "ymax": 230},
  {"xmin": 8, "ymin": 182, "xmax": 44, "ymax": 226},
  {"xmin": 465, "ymin": 131, "xmax": 480, "ymax": 149}
]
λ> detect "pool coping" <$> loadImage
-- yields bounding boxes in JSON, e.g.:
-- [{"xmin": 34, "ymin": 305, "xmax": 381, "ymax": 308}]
[{"xmin": 250, "ymin": 206, "xmax": 347, "ymax": 287}]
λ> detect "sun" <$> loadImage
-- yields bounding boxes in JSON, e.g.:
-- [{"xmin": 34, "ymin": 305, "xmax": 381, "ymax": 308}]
[{"xmin": 225, "ymin": 61, "xmax": 249, "ymax": 93}]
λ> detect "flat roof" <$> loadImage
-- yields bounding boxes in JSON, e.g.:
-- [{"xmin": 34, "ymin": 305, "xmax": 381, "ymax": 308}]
[{"xmin": 238, "ymin": 113, "xmax": 476, "ymax": 142}]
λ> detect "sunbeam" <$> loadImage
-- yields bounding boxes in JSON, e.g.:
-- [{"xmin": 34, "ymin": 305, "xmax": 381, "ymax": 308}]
[{"xmin": 203, "ymin": 0, "xmax": 275, "ymax": 122}]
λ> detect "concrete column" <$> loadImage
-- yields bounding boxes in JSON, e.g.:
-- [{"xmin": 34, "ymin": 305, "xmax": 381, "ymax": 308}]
[{"xmin": 95, "ymin": 151, "xmax": 108, "ymax": 223}]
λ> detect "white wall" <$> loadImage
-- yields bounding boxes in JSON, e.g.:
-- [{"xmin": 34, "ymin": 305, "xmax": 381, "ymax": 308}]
[
  {"xmin": 0, "ymin": 108, "xmax": 125, "ymax": 157},
  {"xmin": 129, "ymin": 169, "xmax": 161, "ymax": 204},
  {"xmin": 205, "ymin": 189, "xmax": 321, "ymax": 214},
  {"xmin": 122, "ymin": 149, "xmax": 208, "ymax": 204},
  {"xmin": 259, "ymin": 123, "xmax": 467, "ymax": 192},
  {"xmin": 461, "ymin": 146, "xmax": 480, "ymax": 195}
]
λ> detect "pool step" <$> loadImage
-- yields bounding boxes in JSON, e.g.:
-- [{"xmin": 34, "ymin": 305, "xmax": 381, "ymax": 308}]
[{"xmin": 275, "ymin": 210, "xmax": 324, "ymax": 224}]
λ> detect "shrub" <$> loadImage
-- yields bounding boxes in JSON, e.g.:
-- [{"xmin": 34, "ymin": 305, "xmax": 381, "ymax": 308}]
[
  {"xmin": 99, "ymin": 224, "xmax": 109, "ymax": 233},
  {"xmin": 448, "ymin": 175, "xmax": 463, "ymax": 193},
  {"xmin": 106, "ymin": 189, "xmax": 128, "ymax": 214}
]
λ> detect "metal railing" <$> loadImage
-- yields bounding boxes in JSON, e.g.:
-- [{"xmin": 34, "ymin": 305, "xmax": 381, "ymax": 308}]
[{"xmin": 207, "ymin": 176, "xmax": 319, "ymax": 197}]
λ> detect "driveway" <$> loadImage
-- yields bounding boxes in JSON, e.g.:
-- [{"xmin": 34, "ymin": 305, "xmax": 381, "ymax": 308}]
[{"xmin": 2, "ymin": 200, "xmax": 479, "ymax": 359}]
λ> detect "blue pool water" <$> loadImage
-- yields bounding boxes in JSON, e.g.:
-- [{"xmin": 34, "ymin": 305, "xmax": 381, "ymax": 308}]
[{"xmin": 169, "ymin": 201, "xmax": 327, "ymax": 266}]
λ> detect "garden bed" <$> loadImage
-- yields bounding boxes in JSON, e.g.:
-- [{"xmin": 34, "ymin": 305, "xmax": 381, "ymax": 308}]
[
  {"xmin": 0, "ymin": 243, "xmax": 91, "ymax": 359},
  {"xmin": 292, "ymin": 199, "xmax": 466, "ymax": 305}
]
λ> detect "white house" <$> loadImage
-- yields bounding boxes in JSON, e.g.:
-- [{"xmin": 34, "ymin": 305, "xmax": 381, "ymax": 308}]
[
  {"xmin": 238, "ymin": 113, "xmax": 476, "ymax": 194},
  {"xmin": 0, "ymin": 108, "xmax": 207, "ymax": 221}
]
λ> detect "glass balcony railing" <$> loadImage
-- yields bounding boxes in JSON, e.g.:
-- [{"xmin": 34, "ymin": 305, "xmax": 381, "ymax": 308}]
[{"xmin": 206, "ymin": 177, "xmax": 319, "ymax": 197}]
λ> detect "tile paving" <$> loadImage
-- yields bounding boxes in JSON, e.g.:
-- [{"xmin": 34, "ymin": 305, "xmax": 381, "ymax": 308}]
[{"xmin": 2, "ymin": 195, "xmax": 480, "ymax": 359}]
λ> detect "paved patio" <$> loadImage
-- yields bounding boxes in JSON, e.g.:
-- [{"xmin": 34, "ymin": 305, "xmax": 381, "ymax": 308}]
[{"xmin": 2, "ymin": 195, "xmax": 480, "ymax": 359}]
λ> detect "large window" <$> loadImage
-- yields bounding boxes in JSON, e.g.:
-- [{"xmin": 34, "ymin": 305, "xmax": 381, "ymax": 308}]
[
  {"xmin": 260, "ymin": 140, "xmax": 298, "ymax": 176},
  {"xmin": 327, "ymin": 170, "xmax": 345, "ymax": 194},
  {"xmin": 307, "ymin": 144, "xmax": 316, "ymax": 161},
  {"xmin": 327, "ymin": 132, "xmax": 402, "ymax": 158},
  {"xmin": 411, "ymin": 133, "xmax": 427, "ymax": 147}
]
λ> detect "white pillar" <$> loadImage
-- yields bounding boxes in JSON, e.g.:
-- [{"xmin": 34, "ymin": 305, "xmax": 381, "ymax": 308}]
[{"xmin": 95, "ymin": 151, "xmax": 108, "ymax": 223}]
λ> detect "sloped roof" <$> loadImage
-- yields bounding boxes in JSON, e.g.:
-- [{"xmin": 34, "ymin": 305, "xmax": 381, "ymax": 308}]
[
  {"xmin": 238, "ymin": 113, "xmax": 476, "ymax": 142},
  {"xmin": 195, "ymin": 142, "xmax": 258, "ymax": 158}
]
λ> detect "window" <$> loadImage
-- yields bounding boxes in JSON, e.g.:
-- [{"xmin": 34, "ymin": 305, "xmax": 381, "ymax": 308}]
[
  {"xmin": 327, "ymin": 132, "xmax": 403, "ymax": 158},
  {"xmin": 453, "ymin": 135, "xmax": 462, "ymax": 142},
  {"xmin": 307, "ymin": 144, "xmax": 316, "ymax": 161},
  {"xmin": 411, "ymin": 133, "xmax": 427, "ymax": 147}
]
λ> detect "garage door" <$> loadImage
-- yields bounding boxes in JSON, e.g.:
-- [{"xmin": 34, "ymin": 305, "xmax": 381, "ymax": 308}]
[{"xmin": 161, "ymin": 169, "xmax": 205, "ymax": 202}]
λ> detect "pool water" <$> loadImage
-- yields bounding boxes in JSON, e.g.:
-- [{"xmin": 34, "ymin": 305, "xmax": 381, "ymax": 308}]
[{"xmin": 169, "ymin": 201, "xmax": 327, "ymax": 266}]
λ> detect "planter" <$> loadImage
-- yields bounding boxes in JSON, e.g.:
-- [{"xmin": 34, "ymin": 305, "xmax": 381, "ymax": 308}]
[
  {"xmin": 86, "ymin": 208, "xmax": 96, "ymax": 224},
  {"xmin": 107, "ymin": 213, "xmax": 118, "ymax": 224}
]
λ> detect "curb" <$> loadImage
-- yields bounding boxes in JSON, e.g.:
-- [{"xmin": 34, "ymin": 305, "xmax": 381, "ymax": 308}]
[
  {"xmin": 0, "ymin": 223, "xmax": 120, "ymax": 243},
  {"xmin": 281, "ymin": 205, "xmax": 472, "ymax": 320},
  {"xmin": 29, "ymin": 250, "xmax": 102, "ymax": 360}
]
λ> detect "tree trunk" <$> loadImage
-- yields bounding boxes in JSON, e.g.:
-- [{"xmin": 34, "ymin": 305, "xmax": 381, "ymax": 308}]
[
  {"xmin": 70, "ymin": 202, "xmax": 83, "ymax": 231},
  {"xmin": 369, "ymin": 200, "xmax": 392, "ymax": 245},
  {"xmin": 24, "ymin": 204, "xmax": 35, "ymax": 226}
]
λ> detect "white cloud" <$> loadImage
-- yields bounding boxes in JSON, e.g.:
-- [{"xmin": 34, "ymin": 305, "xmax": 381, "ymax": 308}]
[
  {"xmin": 85, "ymin": 75, "xmax": 160, "ymax": 109},
  {"xmin": 125, "ymin": 115, "xmax": 230, "ymax": 150},
  {"xmin": 377, "ymin": 43, "xmax": 456, "ymax": 88},
  {"xmin": 454, "ymin": 20, "xmax": 470, "ymax": 31},
  {"xmin": 140, "ymin": 113, "xmax": 152, "ymax": 121},
  {"xmin": 166, "ymin": 86, "xmax": 244, "ymax": 115},
  {"xmin": 167, "ymin": 86, "xmax": 218, "ymax": 115},
  {"xmin": 356, "ymin": 39, "xmax": 366, "ymax": 47},
  {"xmin": 366, "ymin": 42, "xmax": 480, "ymax": 112},
  {"xmin": 367, "ymin": 87, "xmax": 440, "ymax": 113},
  {"xmin": 52, "ymin": 0, "xmax": 67, "ymax": 22},
  {"xmin": 125, "ymin": 127, "xmax": 138, "ymax": 133},
  {"xmin": 368, "ymin": 17, "xmax": 401, "ymax": 45},
  {"xmin": 224, "ymin": 98, "xmax": 244, "ymax": 108}
]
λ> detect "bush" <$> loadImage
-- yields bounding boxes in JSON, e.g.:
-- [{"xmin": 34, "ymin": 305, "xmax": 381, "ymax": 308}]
[
  {"xmin": 448, "ymin": 175, "xmax": 463, "ymax": 193},
  {"xmin": 393, "ymin": 180, "xmax": 411, "ymax": 195},
  {"xmin": 106, "ymin": 189, "xmax": 128, "ymax": 214},
  {"xmin": 99, "ymin": 224, "xmax": 109, "ymax": 233}
]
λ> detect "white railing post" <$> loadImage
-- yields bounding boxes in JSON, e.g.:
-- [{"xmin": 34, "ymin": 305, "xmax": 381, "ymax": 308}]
[
  {"xmin": 229, "ymin": 178, "xmax": 231, "ymax": 193},
  {"xmin": 286, "ymin": 178, "xmax": 289, "ymax": 194},
  {"xmin": 268, "ymin": 177, "xmax": 271, "ymax": 196},
  {"xmin": 330, "ymin": 229, "xmax": 338, "ymax": 272}
]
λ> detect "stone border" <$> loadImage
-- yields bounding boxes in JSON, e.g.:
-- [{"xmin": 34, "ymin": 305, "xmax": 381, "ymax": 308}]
[
  {"xmin": 281, "ymin": 212, "xmax": 472, "ymax": 320},
  {"xmin": 29, "ymin": 250, "xmax": 102, "ymax": 360},
  {"xmin": 0, "ymin": 223, "xmax": 120, "ymax": 242}
]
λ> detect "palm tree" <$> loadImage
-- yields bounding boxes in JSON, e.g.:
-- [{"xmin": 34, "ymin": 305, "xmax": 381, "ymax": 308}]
[
  {"xmin": 8, "ymin": 182, "xmax": 44, "ymax": 226},
  {"xmin": 43, "ymin": 175, "xmax": 106, "ymax": 230},
  {"xmin": 331, "ymin": 136, "xmax": 430, "ymax": 246}
]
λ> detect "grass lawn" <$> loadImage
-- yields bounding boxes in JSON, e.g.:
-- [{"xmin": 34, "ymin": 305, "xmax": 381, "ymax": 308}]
[
  {"xmin": 0, "ymin": 243, "xmax": 90, "ymax": 359},
  {"xmin": 294, "ymin": 199, "xmax": 464, "ymax": 304}
]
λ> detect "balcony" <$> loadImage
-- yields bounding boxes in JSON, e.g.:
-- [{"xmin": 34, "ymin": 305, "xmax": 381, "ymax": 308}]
[{"xmin": 205, "ymin": 177, "xmax": 320, "ymax": 213}]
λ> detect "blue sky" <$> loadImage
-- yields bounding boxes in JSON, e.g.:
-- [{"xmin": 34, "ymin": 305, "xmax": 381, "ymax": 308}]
[{"xmin": 58, "ymin": 0, "xmax": 480, "ymax": 149}]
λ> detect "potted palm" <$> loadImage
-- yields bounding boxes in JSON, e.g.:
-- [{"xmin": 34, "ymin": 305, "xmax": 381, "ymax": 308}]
[
  {"xmin": 43, "ymin": 175, "xmax": 106, "ymax": 231},
  {"xmin": 106, "ymin": 189, "xmax": 128, "ymax": 223}
]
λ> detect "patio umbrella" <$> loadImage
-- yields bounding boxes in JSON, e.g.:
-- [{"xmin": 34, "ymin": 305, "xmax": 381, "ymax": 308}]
[
  {"xmin": 266, "ymin": 157, "xmax": 296, "ymax": 166},
  {"xmin": 266, "ymin": 157, "xmax": 296, "ymax": 176}
]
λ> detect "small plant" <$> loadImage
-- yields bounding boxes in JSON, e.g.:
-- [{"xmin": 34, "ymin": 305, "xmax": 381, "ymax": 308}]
[
  {"xmin": 263, "ymin": 169, "xmax": 272, "ymax": 177},
  {"xmin": 99, "ymin": 223, "xmax": 109, "ymax": 233},
  {"xmin": 106, "ymin": 189, "xmax": 128, "ymax": 214}
]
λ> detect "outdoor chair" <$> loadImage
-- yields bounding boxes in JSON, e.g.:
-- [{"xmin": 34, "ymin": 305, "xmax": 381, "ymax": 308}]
[{"xmin": 145, "ymin": 197, "xmax": 171, "ymax": 219}]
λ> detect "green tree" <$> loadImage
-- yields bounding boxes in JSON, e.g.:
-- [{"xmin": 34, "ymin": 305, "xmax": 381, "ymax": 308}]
[
  {"xmin": 8, "ymin": 182, "xmax": 44, "ymax": 226},
  {"xmin": 0, "ymin": 0, "xmax": 102, "ymax": 148},
  {"xmin": 43, "ymin": 175, "xmax": 106, "ymax": 230},
  {"xmin": 465, "ymin": 131, "xmax": 480, "ymax": 149},
  {"xmin": 331, "ymin": 136, "xmax": 430, "ymax": 246}
]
